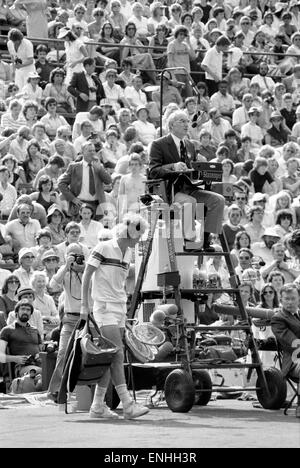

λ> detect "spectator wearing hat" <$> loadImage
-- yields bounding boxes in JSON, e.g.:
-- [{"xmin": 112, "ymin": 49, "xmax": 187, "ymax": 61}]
[
  {"xmin": 152, "ymin": 71, "xmax": 183, "ymax": 110},
  {"xmin": 265, "ymin": 111, "xmax": 290, "ymax": 147},
  {"xmin": 40, "ymin": 97, "xmax": 69, "ymax": 139},
  {"xmin": 5, "ymin": 204, "xmax": 41, "ymax": 254},
  {"xmin": 252, "ymin": 227, "xmax": 281, "ymax": 266},
  {"xmin": 201, "ymin": 34, "xmax": 231, "ymax": 95},
  {"xmin": 31, "ymin": 229, "xmax": 56, "ymax": 270},
  {"xmin": 132, "ymin": 106, "xmax": 156, "ymax": 146},
  {"xmin": 57, "ymin": 26, "xmax": 88, "ymax": 86},
  {"xmin": 6, "ymin": 287, "xmax": 43, "ymax": 338},
  {"xmin": 45, "ymin": 204, "xmax": 65, "ymax": 246},
  {"xmin": 103, "ymin": 68, "xmax": 129, "ymax": 113},
  {"xmin": 8, "ymin": 195, "xmax": 47, "ymax": 228},
  {"xmin": 15, "ymin": 247, "xmax": 36, "ymax": 289},
  {"xmin": 0, "ymin": 165, "xmax": 17, "ymax": 220},
  {"xmin": 21, "ymin": 72, "xmax": 43, "ymax": 106},
  {"xmin": 0, "ymin": 299, "xmax": 43, "ymax": 377},
  {"xmin": 250, "ymin": 61, "xmax": 275, "ymax": 94},
  {"xmin": 40, "ymin": 249, "xmax": 61, "ymax": 306},
  {"xmin": 68, "ymin": 57, "xmax": 105, "ymax": 113},
  {"xmin": 241, "ymin": 106, "xmax": 264, "ymax": 151},
  {"xmin": 202, "ymin": 107, "xmax": 232, "ymax": 146}
]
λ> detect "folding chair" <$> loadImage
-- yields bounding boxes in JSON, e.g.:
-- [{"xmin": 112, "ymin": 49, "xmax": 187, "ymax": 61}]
[{"xmin": 275, "ymin": 341, "xmax": 299, "ymax": 416}]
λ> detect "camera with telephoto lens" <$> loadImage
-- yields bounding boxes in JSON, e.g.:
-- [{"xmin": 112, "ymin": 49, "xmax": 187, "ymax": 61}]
[
  {"xmin": 15, "ymin": 57, "xmax": 23, "ymax": 65},
  {"xmin": 72, "ymin": 253, "xmax": 85, "ymax": 265}
]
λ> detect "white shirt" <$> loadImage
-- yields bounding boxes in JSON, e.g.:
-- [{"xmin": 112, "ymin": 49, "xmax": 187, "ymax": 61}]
[
  {"xmin": 124, "ymin": 86, "xmax": 147, "ymax": 108},
  {"xmin": 201, "ymin": 46, "xmax": 223, "ymax": 81},
  {"xmin": 88, "ymin": 237, "xmax": 132, "ymax": 304},
  {"xmin": 250, "ymin": 75, "xmax": 275, "ymax": 94},
  {"xmin": 103, "ymin": 82, "xmax": 125, "ymax": 112},
  {"xmin": 232, "ymin": 106, "xmax": 249, "ymax": 130},
  {"xmin": 128, "ymin": 15, "xmax": 148, "ymax": 35},
  {"xmin": 0, "ymin": 183, "xmax": 17, "ymax": 216},
  {"xmin": 78, "ymin": 159, "xmax": 97, "ymax": 202},
  {"xmin": 79, "ymin": 220, "xmax": 104, "ymax": 250},
  {"xmin": 202, "ymin": 118, "xmax": 232, "ymax": 145},
  {"xmin": 132, "ymin": 119, "xmax": 156, "ymax": 145},
  {"xmin": 84, "ymin": 71, "xmax": 96, "ymax": 102}
]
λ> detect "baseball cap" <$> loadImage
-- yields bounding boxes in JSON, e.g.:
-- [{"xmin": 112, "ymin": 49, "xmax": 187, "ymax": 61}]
[
  {"xmin": 262, "ymin": 227, "xmax": 280, "ymax": 238},
  {"xmin": 100, "ymin": 98, "xmax": 113, "ymax": 107},
  {"xmin": 47, "ymin": 204, "xmax": 64, "ymax": 219}
]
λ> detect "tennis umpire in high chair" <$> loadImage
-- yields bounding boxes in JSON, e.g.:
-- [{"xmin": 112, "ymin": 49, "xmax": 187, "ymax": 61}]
[{"xmin": 149, "ymin": 110, "xmax": 225, "ymax": 250}]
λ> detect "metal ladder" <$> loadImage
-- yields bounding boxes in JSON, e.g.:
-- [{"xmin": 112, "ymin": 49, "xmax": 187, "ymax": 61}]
[{"xmin": 128, "ymin": 197, "xmax": 271, "ymax": 398}]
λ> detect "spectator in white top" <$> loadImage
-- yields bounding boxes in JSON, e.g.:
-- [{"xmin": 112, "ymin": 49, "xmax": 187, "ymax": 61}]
[
  {"xmin": 21, "ymin": 72, "xmax": 43, "ymax": 106},
  {"xmin": 132, "ymin": 105, "xmax": 156, "ymax": 146},
  {"xmin": 31, "ymin": 271, "xmax": 58, "ymax": 324},
  {"xmin": 78, "ymin": 203, "xmax": 104, "ymax": 250},
  {"xmin": 202, "ymin": 107, "xmax": 232, "ymax": 146},
  {"xmin": 5, "ymin": 204, "xmax": 40, "ymax": 253},
  {"xmin": 210, "ymin": 80, "xmax": 235, "ymax": 120},
  {"xmin": 128, "ymin": 2, "xmax": 150, "ymax": 43},
  {"xmin": 250, "ymin": 62, "xmax": 275, "ymax": 94},
  {"xmin": 7, "ymin": 29, "xmax": 36, "ymax": 90},
  {"xmin": 72, "ymin": 106, "xmax": 105, "ymax": 141},
  {"xmin": 73, "ymin": 120, "xmax": 93, "ymax": 155},
  {"xmin": 232, "ymin": 93, "xmax": 253, "ymax": 132},
  {"xmin": 237, "ymin": 16, "xmax": 255, "ymax": 47},
  {"xmin": 102, "ymin": 68, "xmax": 129, "ymax": 112},
  {"xmin": 201, "ymin": 34, "xmax": 231, "ymax": 96},
  {"xmin": 124, "ymin": 74, "xmax": 147, "ymax": 111},
  {"xmin": 0, "ymin": 165, "xmax": 17, "ymax": 221},
  {"xmin": 241, "ymin": 106, "xmax": 264, "ymax": 150},
  {"xmin": 56, "ymin": 221, "xmax": 90, "ymax": 264},
  {"xmin": 67, "ymin": 3, "xmax": 88, "ymax": 34},
  {"xmin": 14, "ymin": 247, "xmax": 36, "ymax": 288}
]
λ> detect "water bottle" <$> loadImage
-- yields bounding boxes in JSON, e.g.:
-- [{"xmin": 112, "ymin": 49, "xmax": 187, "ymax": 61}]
[{"xmin": 192, "ymin": 261, "xmax": 200, "ymax": 289}]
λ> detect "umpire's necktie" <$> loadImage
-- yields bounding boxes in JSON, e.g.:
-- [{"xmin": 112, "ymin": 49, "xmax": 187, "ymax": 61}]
[
  {"xmin": 180, "ymin": 139, "xmax": 187, "ymax": 163},
  {"xmin": 88, "ymin": 162, "xmax": 96, "ymax": 196}
]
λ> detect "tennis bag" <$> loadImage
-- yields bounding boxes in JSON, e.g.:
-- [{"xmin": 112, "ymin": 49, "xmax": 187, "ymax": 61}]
[{"xmin": 58, "ymin": 316, "xmax": 119, "ymax": 408}]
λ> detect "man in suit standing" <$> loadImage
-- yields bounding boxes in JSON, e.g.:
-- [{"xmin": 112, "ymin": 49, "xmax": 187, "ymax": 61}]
[
  {"xmin": 149, "ymin": 110, "xmax": 225, "ymax": 250},
  {"xmin": 58, "ymin": 142, "xmax": 112, "ymax": 219},
  {"xmin": 68, "ymin": 57, "xmax": 105, "ymax": 112},
  {"xmin": 271, "ymin": 283, "xmax": 300, "ymax": 418}
]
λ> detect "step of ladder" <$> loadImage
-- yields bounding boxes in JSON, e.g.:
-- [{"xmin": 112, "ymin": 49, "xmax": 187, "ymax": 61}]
[
  {"xmin": 176, "ymin": 251, "xmax": 232, "ymax": 256},
  {"xmin": 193, "ymin": 325, "xmax": 251, "ymax": 331},
  {"xmin": 191, "ymin": 362, "xmax": 260, "ymax": 370}
]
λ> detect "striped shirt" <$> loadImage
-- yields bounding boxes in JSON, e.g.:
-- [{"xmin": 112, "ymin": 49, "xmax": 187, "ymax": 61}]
[{"xmin": 88, "ymin": 238, "xmax": 131, "ymax": 304}]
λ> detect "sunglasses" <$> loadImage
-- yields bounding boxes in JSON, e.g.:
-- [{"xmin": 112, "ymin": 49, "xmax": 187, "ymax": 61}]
[
  {"xmin": 239, "ymin": 256, "xmax": 250, "ymax": 260},
  {"xmin": 45, "ymin": 258, "xmax": 58, "ymax": 262},
  {"xmin": 264, "ymin": 290, "xmax": 274, "ymax": 295}
]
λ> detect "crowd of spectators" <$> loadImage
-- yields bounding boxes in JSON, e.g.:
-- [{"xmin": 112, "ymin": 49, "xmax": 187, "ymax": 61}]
[{"xmin": 1, "ymin": 0, "xmax": 300, "ymax": 386}]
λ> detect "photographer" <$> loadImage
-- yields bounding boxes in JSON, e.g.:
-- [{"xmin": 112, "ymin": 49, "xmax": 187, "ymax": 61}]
[
  {"xmin": 0, "ymin": 299, "xmax": 42, "ymax": 377},
  {"xmin": 47, "ymin": 243, "xmax": 87, "ymax": 401}
]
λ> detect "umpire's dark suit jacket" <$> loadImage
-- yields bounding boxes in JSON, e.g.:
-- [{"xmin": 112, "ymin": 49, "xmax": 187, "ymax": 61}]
[
  {"xmin": 271, "ymin": 308, "xmax": 300, "ymax": 377},
  {"xmin": 68, "ymin": 71, "xmax": 105, "ymax": 112},
  {"xmin": 149, "ymin": 134, "xmax": 197, "ymax": 204}
]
